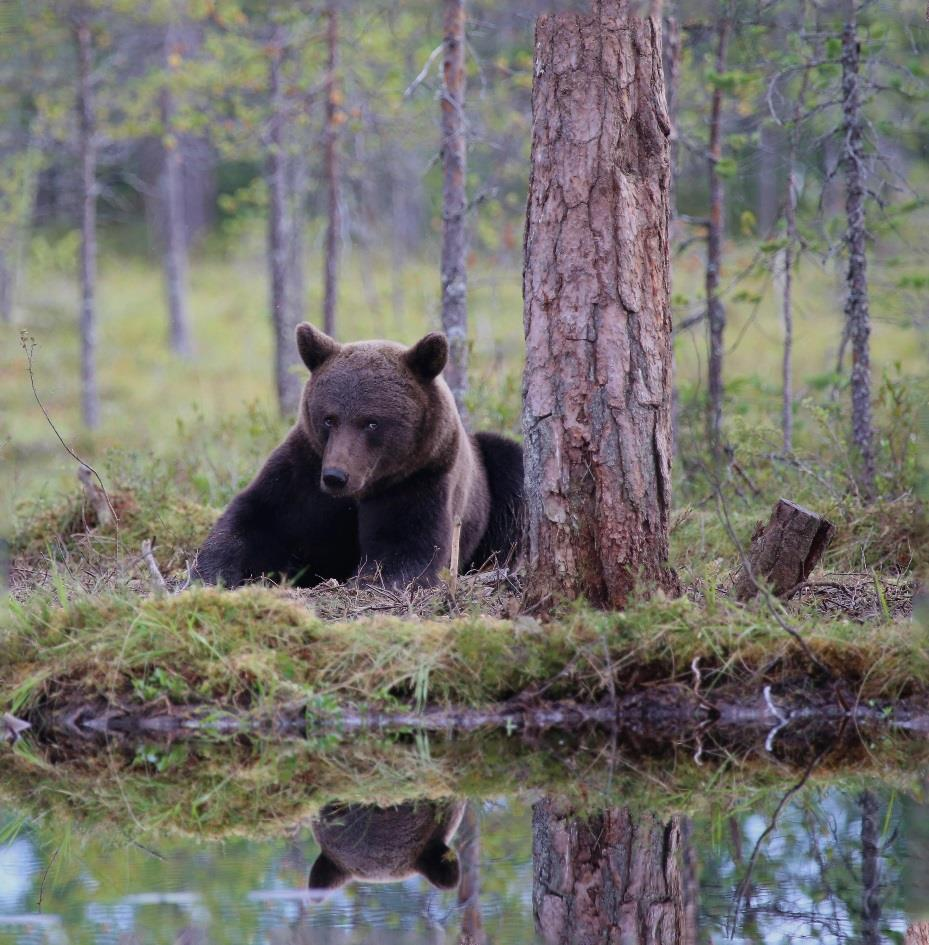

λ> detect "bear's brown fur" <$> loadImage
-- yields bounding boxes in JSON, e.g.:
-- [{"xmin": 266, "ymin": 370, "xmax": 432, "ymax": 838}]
[
  {"xmin": 307, "ymin": 800, "xmax": 466, "ymax": 899},
  {"xmin": 193, "ymin": 324, "xmax": 523, "ymax": 588}
]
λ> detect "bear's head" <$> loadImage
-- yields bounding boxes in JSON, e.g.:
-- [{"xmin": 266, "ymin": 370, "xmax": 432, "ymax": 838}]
[
  {"xmin": 307, "ymin": 800, "xmax": 465, "ymax": 902},
  {"xmin": 295, "ymin": 323, "xmax": 458, "ymax": 498}
]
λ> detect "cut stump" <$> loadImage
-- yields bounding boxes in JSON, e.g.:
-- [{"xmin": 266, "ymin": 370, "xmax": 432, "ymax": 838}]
[{"xmin": 733, "ymin": 499, "xmax": 835, "ymax": 601}]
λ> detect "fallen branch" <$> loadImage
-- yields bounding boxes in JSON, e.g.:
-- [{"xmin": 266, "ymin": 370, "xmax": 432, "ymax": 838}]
[{"xmin": 141, "ymin": 539, "xmax": 167, "ymax": 592}]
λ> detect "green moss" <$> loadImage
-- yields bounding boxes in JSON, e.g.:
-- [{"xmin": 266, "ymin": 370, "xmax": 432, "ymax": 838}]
[{"xmin": 3, "ymin": 586, "xmax": 928, "ymax": 717}]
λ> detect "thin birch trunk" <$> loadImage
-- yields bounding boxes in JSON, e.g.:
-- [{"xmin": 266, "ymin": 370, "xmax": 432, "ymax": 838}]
[
  {"xmin": 0, "ymin": 253, "xmax": 13, "ymax": 324},
  {"xmin": 267, "ymin": 29, "xmax": 300, "ymax": 416},
  {"xmin": 781, "ymin": 64, "xmax": 809, "ymax": 455},
  {"xmin": 322, "ymin": 1, "xmax": 340, "ymax": 337},
  {"xmin": 841, "ymin": 0, "xmax": 876, "ymax": 497},
  {"xmin": 706, "ymin": 8, "xmax": 731, "ymax": 456},
  {"xmin": 522, "ymin": 0, "xmax": 676, "ymax": 610},
  {"xmin": 161, "ymin": 21, "xmax": 193, "ymax": 358},
  {"xmin": 440, "ymin": 0, "xmax": 469, "ymax": 420},
  {"xmin": 75, "ymin": 12, "xmax": 100, "ymax": 430},
  {"xmin": 288, "ymin": 147, "xmax": 307, "ymax": 332}
]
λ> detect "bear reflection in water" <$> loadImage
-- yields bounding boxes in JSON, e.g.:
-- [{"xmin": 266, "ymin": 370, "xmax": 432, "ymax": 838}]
[{"xmin": 307, "ymin": 799, "xmax": 466, "ymax": 901}]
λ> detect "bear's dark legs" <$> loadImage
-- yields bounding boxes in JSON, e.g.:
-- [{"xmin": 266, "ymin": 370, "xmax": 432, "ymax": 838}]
[
  {"xmin": 356, "ymin": 471, "xmax": 451, "ymax": 587},
  {"xmin": 468, "ymin": 432, "xmax": 524, "ymax": 570},
  {"xmin": 194, "ymin": 455, "xmax": 360, "ymax": 588}
]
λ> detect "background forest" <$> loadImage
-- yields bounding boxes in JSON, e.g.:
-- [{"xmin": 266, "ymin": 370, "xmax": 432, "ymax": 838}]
[{"xmin": 1, "ymin": 0, "xmax": 927, "ymax": 589}]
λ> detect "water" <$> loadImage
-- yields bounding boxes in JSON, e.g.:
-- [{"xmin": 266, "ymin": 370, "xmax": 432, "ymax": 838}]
[{"xmin": 2, "ymin": 776, "xmax": 929, "ymax": 944}]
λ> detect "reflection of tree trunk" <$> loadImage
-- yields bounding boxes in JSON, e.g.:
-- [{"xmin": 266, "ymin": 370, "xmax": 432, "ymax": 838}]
[
  {"xmin": 532, "ymin": 798, "xmax": 697, "ymax": 945},
  {"xmin": 457, "ymin": 802, "xmax": 486, "ymax": 945},
  {"xmin": 74, "ymin": 11, "xmax": 100, "ymax": 430},
  {"xmin": 522, "ymin": 0, "xmax": 675, "ymax": 611},
  {"xmin": 840, "ymin": 0, "xmax": 876, "ymax": 498},
  {"xmin": 860, "ymin": 791, "xmax": 881, "ymax": 945},
  {"xmin": 440, "ymin": 0, "xmax": 469, "ymax": 420},
  {"xmin": 322, "ymin": 1, "xmax": 340, "ymax": 337},
  {"xmin": 161, "ymin": 21, "xmax": 193, "ymax": 358},
  {"xmin": 706, "ymin": 7, "xmax": 731, "ymax": 456}
]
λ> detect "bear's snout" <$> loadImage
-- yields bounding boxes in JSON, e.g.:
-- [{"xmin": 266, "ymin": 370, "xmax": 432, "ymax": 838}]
[{"xmin": 321, "ymin": 467, "xmax": 350, "ymax": 493}]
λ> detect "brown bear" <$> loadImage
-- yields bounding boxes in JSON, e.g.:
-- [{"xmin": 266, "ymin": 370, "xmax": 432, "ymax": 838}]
[
  {"xmin": 307, "ymin": 800, "xmax": 466, "ymax": 901},
  {"xmin": 192, "ymin": 323, "xmax": 523, "ymax": 588}
]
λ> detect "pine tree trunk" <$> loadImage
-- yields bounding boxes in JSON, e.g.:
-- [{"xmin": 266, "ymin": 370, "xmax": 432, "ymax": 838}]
[
  {"xmin": 322, "ymin": 1, "xmax": 340, "ymax": 338},
  {"xmin": 706, "ymin": 9, "xmax": 731, "ymax": 455},
  {"xmin": 75, "ymin": 13, "xmax": 100, "ymax": 430},
  {"xmin": 440, "ymin": 0, "xmax": 469, "ymax": 420},
  {"xmin": 161, "ymin": 22, "xmax": 193, "ymax": 358},
  {"xmin": 532, "ymin": 799, "xmax": 698, "ymax": 945},
  {"xmin": 267, "ymin": 30, "xmax": 301, "ymax": 416},
  {"xmin": 522, "ymin": 1, "xmax": 676, "ymax": 610},
  {"xmin": 841, "ymin": 1, "xmax": 876, "ymax": 498}
]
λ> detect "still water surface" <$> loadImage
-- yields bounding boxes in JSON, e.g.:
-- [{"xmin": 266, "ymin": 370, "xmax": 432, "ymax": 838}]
[{"xmin": 2, "ymin": 782, "xmax": 929, "ymax": 943}]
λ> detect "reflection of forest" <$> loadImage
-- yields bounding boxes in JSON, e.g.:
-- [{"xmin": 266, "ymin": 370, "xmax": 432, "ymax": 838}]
[{"xmin": 1, "ymin": 785, "xmax": 928, "ymax": 943}]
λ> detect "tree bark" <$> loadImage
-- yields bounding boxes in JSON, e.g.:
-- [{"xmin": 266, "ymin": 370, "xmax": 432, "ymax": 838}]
[
  {"xmin": 841, "ymin": 0, "xmax": 876, "ymax": 498},
  {"xmin": 74, "ymin": 12, "xmax": 100, "ymax": 430},
  {"xmin": 267, "ymin": 29, "xmax": 301, "ymax": 416},
  {"xmin": 522, "ymin": 1, "xmax": 676, "ymax": 610},
  {"xmin": 161, "ymin": 21, "xmax": 193, "ymax": 358},
  {"xmin": 322, "ymin": 1, "xmax": 341, "ymax": 338},
  {"xmin": 532, "ymin": 798, "xmax": 697, "ymax": 945},
  {"xmin": 906, "ymin": 925, "xmax": 929, "ymax": 945},
  {"xmin": 440, "ymin": 0, "xmax": 469, "ymax": 420},
  {"xmin": 706, "ymin": 8, "xmax": 731, "ymax": 455}
]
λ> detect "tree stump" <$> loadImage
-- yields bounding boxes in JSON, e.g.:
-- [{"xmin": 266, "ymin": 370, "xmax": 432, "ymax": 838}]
[{"xmin": 733, "ymin": 498, "xmax": 835, "ymax": 601}]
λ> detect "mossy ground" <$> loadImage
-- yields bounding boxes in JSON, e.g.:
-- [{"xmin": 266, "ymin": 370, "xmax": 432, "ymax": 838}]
[
  {"xmin": 3, "ymin": 584, "xmax": 928, "ymax": 721},
  {"xmin": 2, "ymin": 237, "xmax": 927, "ymax": 848}
]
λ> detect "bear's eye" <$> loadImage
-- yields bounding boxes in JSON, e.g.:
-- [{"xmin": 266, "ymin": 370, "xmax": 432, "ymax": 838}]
[
  {"xmin": 323, "ymin": 416, "xmax": 337, "ymax": 428},
  {"xmin": 366, "ymin": 420, "xmax": 379, "ymax": 432}
]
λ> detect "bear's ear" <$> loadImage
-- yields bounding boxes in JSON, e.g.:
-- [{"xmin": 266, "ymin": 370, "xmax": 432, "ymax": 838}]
[
  {"xmin": 404, "ymin": 332, "xmax": 448, "ymax": 382},
  {"xmin": 296, "ymin": 323, "xmax": 341, "ymax": 372},
  {"xmin": 307, "ymin": 853, "xmax": 349, "ymax": 901},
  {"xmin": 414, "ymin": 839, "xmax": 460, "ymax": 890}
]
